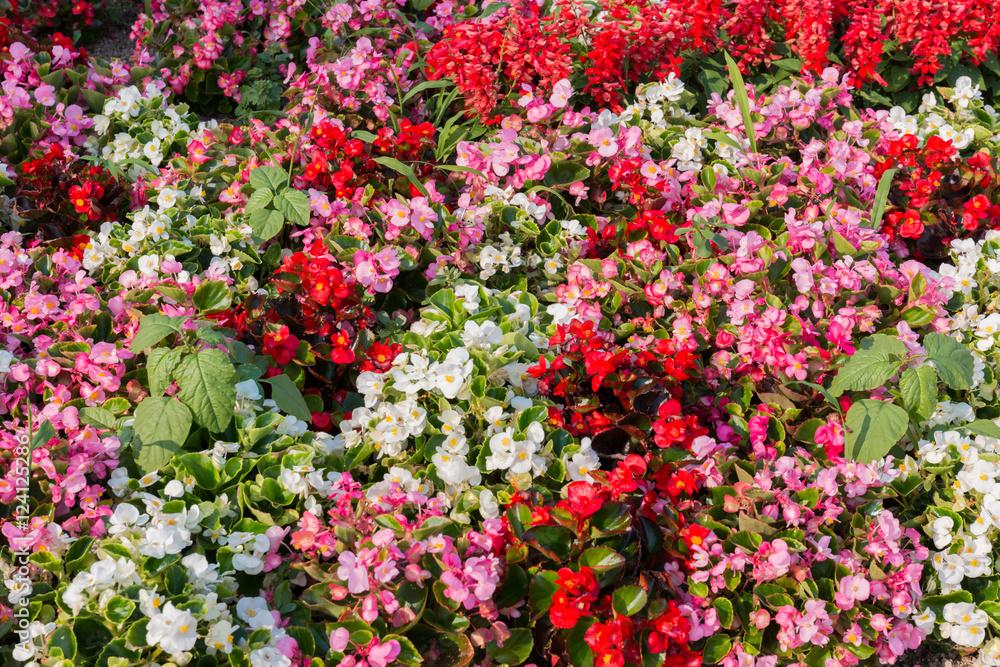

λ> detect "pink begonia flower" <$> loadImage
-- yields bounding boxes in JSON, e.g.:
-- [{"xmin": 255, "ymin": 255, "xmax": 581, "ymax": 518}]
[
  {"xmin": 549, "ymin": 77, "xmax": 573, "ymax": 108},
  {"xmin": 337, "ymin": 551, "xmax": 369, "ymax": 594},
  {"xmin": 589, "ymin": 126, "xmax": 619, "ymax": 158},
  {"xmin": 330, "ymin": 628, "xmax": 350, "ymax": 653},
  {"xmin": 33, "ymin": 84, "xmax": 56, "ymax": 106},
  {"xmin": 367, "ymin": 640, "xmax": 401, "ymax": 667}
]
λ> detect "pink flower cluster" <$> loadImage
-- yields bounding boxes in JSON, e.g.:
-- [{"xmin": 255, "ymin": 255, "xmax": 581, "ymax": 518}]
[{"xmin": 290, "ymin": 473, "xmax": 509, "ymax": 641}]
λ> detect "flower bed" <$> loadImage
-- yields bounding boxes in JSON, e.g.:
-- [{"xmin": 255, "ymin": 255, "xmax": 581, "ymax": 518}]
[{"xmin": 10, "ymin": 3, "xmax": 1000, "ymax": 667}]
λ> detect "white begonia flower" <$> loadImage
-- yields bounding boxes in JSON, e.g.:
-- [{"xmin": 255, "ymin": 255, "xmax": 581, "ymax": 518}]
[
  {"xmin": 931, "ymin": 515, "xmax": 954, "ymax": 548},
  {"xmin": 207, "ymin": 620, "xmax": 236, "ymax": 655},
  {"xmin": 919, "ymin": 92, "xmax": 938, "ymax": 113},
  {"xmin": 209, "ymin": 233, "xmax": 231, "ymax": 256},
  {"xmin": 163, "ymin": 479, "xmax": 185, "ymax": 497},
  {"xmin": 913, "ymin": 608, "xmax": 936, "ymax": 632},
  {"xmin": 146, "ymin": 602, "xmax": 198, "ymax": 656},
  {"xmin": 137, "ymin": 254, "xmax": 160, "ymax": 277},
  {"xmin": 461, "ymin": 319, "xmax": 503, "ymax": 349},
  {"xmin": 944, "ymin": 602, "xmax": 989, "ymax": 647},
  {"xmin": 251, "ymin": 646, "xmax": 292, "ymax": 667}
]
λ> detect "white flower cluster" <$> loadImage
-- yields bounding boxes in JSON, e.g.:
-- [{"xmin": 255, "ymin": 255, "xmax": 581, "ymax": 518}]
[
  {"xmin": 942, "ymin": 234, "xmax": 1000, "ymax": 360},
  {"xmin": 478, "ymin": 231, "xmax": 525, "ymax": 280},
  {"xmin": 886, "ymin": 78, "xmax": 992, "ymax": 150},
  {"xmin": 599, "ymin": 73, "xmax": 691, "ymax": 130},
  {"xmin": 938, "ymin": 602, "xmax": 990, "ymax": 647},
  {"xmin": 670, "ymin": 126, "xmax": 710, "ymax": 173},
  {"xmin": 93, "ymin": 84, "xmax": 193, "ymax": 170}
]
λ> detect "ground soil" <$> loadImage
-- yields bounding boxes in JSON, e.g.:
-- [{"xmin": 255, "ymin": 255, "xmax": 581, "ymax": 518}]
[{"xmin": 86, "ymin": 0, "xmax": 143, "ymax": 65}]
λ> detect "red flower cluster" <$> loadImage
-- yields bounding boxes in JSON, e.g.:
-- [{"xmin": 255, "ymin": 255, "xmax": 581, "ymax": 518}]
[
  {"xmin": 373, "ymin": 119, "xmax": 436, "ymax": 162},
  {"xmin": 550, "ymin": 566, "xmax": 600, "ymax": 628},
  {"xmin": 68, "ymin": 181, "xmax": 105, "ymax": 221},
  {"xmin": 299, "ymin": 121, "xmax": 376, "ymax": 198},
  {"xmin": 263, "ymin": 325, "xmax": 301, "ymax": 366},
  {"xmin": 359, "ymin": 341, "xmax": 402, "ymax": 373},
  {"xmin": 629, "ymin": 209, "xmax": 690, "ymax": 244},
  {"xmin": 269, "ymin": 240, "xmax": 366, "ymax": 365},
  {"xmin": 424, "ymin": 0, "xmax": 574, "ymax": 116},
  {"xmin": 15, "ymin": 143, "xmax": 122, "ymax": 233},
  {"xmin": 879, "ymin": 135, "xmax": 1000, "ymax": 253}
]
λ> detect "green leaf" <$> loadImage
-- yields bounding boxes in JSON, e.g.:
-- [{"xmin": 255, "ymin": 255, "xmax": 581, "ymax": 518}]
[
  {"xmin": 78, "ymin": 407, "xmax": 117, "ymax": 430},
  {"xmin": 612, "ymin": 585, "xmax": 648, "ymax": 617},
  {"xmin": 723, "ymin": 51, "xmax": 757, "ymax": 154},
  {"xmin": 131, "ymin": 314, "xmax": 186, "ymax": 351},
  {"xmin": 714, "ymin": 598, "xmax": 735, "ymax": 629},
  {"xmin": 844, "ymin": 399, "xmax": 909, "ymax": 463},
  {"xmin": 373, "ymin": 156, "xmax": 429, "ymax": 198},
  {"xmin": 262, "ymin": 374, "xmax": 312, "ymax": 423},
  {"xmin": 401, "ymin": 79, "xmax": 452, "ymax": 106},
  {"xmin": 245, "ymin": 187, "xmax": 273, "ymax": 214},
  {"xmin": 133, "ymin": 397, "xmax": 193, "ymax": 473},
  {"xmin": 924, "ymin": 332, "xmax": 975, "ymax": 390},
  {"xmin": 30, "ymin": 419, "xmax": 56, "ymax": 455},
  {"xmin": 868, "ymin": 168, "xmax": 897, "ymax": 229},
  {"xmin": 179, "ymin": 452, "xmax": 221, "ymax": 490},
  {"xmin": 703, "ymin": 634, "xmax": 732, "ymax": 664},
  {"xmin": 193, "ymin": 281, "xmax": 232, "ymax": 313},
  {"xmin": 250, "ymin": 208, "xmax": 285, "ymax": 243},
  {"xmin": 272, "ymin": 189, "xmax": 311, "ymax": 226},
  {"xmin": 830, "ymin": 346, "xmax": 903, "ymax": 396},
  {"xmin": 899, "ymin": 366, "xmax": 938, "ymax": 420},
  {"xmin": 487, "ymin": 627, "xmax": 533, "ymax": 665},
  {"xmin": 105, "ymin": 595, "xmax": 136, "ymax": 624},
  {"xmin": 249, "ymin": 166, "xmax": 288, "ymax": 190},
  {"xmin": 48, "ymin": 624, "xmax": 77, "ymax": 659},
  {"xmin": 147, "ymin": 347, "xmax": 184, "ymax": 397},
  {"xmin": 578, "ymin": 547, "xmax": 626, "ymax": 587},
  {"xmin": 966, "ymin": 419, "xmax": 1000, "ymax": 438},
  {"xmin": 174, "ymin": 349, "xmax": 238, "ymax": 432},
  {"xmin": 543, "ymin": 160, "xmax": 590, "ymax": 186}
]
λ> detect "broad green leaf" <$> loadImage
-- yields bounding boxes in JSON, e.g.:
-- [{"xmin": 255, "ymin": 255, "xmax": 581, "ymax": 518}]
[
  {"xmin": 714, "ymin": 598, "xmax": 735, "ymax": 629},
  {"xmin": 78, "ymin": 407, "xmax": 117, "ymax": 430},
  {"xmin": 105, "ymin": 595, "xmax": 136, "ymax": 624},
  {"xmin": 175, "ymin": 349, "xmax": 238, "ymax": 433},
  {"xmin": 193, "ymin": 281, "xmax": 232, "ymax": 313},
  {"xmin": 830, "ymin": 348, "xmax": 903, "ymax": 396},
  {"xmin": 272, "ymin": 189, "xmax": 311, "ymax": 226},
  {"xmin": 147, "ymin": 347, "xmax": 184, "ymax": 397},
  {"xmin": 611, "ymin": 585, "xmax": 647, "ymax": 617},
  {"xmin": 966, "ymin": 419, "xmax": 1000, "ymax": 438},
  {"xmin": 133, "ymin": 397, "xmax": 193, "ymax": 473},
  {"xmin": 245, "ymin": 187, "xmax": 273, "ymax": 213},
  {"xmin": 131, "ymin": 314, "xmax": 186, "ymax": 351},
  {"xmin": 250, "ymin": 208, "xmax": 285, "ymax": 243},
  {"xmin": 248, "ymin": 165, "xmax": 288, "ymax": 190},
  {"xmin": 703, "ymin": 634, "xmax": 732, "ymax": 664},
  {"xmin": 844, "ymin": 399, "xmax": 909, "ymax": 463},
  {"xmin": 860, "ymin": 333, "xmax": 907, "ymax": 357},
  {"xmin": 487, "ymin": 627, "xmax": 533, "ymax": 665},
  {"xmin": 179, "ymin": 452, "xmax": 221, "ymax": 490},
  {"xmin": 262, "ymin": 374, "xmax": 312, "ymax": 423},
  {"xmin": 30, "ymin": 419, "xmax": 56, "ymax": 454},
  {"xmin": 924, "ymin": 333, "xmax": 974, "ymax": 390},
  {"xmin": 899, "ymin": 366, "xmax": 938, "ymax": 420},
  {"xmin": 48, "ymin": 625, "xmax": 77, "ymax": 659},
  {"xmin": 543, "ymin": 160, "xmax": 590, "ymax": 186}
]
